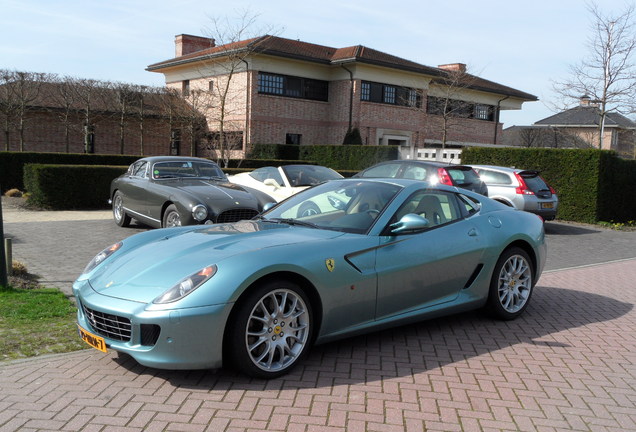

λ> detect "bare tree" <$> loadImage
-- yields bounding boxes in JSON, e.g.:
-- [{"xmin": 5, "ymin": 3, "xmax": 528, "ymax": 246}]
[
  {"xmin": 0, "ymin": 70, "xmax": 51, "ymax": 151},
  {"xmin": 427, "ymin": 64, "xmax": 481, "ymax": 151},
  {"xmin": 46, "ymin": 75, "xmax": 80, "ymax": 153},
  {"xmin": 0, "ymin": 69, "xmax": 18, "ymax": 151},
  {"xmin": 195, "ymin": 10, "xmax": 277, "ymax": 166},
  {"xmin": 553, "ymin": 2, "xmax": 636, "ymax": 149},
  {"xmin": 69, "ymin": 78, "xmax": 110, "ymax": 153},
  {"xmin": 110, "ymin": 81, "xmax": 136, "ymax": 154}
]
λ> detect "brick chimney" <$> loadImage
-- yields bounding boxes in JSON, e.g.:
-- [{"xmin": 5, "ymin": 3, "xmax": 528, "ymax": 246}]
[
  {"xmin": 579, "ymin": 95, "xmax": 600, "ymax": 107},
  {"xmin": 175, "ymin": 34, "xmax": 215, "ymax": 57},
  {"xmin": 438, "ymin": 63, "xmax": 467, "ymax": 73}
]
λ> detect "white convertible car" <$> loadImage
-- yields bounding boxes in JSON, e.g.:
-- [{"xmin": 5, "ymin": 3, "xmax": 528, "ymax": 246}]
[{"xmin": 228, "ymin": 165, "xmax": 343, "ymax": 202}]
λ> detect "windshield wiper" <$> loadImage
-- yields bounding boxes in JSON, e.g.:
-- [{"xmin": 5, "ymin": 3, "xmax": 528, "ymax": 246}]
[{"xmin": 266, "ymin": 218, "xmax": 319, "ymax": 229}]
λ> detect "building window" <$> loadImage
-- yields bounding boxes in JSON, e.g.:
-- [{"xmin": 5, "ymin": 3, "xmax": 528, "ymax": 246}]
[
  {"xmin": 208, "ymin": 80, "xmax": 214, "ymax": 92},
  {"xmin": 474, "ymin": 104, "xmax": 494, "ymax": 121},
  {"xmin": 258, "ymin": 73, "xmax": 284, "ymax": 95},
  {"xmin": 258, "ymin": 72, "xmax": 328, "ymax": 101},
  {"xmin": 361, "ymin": 81, "xmax": 420, "ymax": 108},
  {"xmin": 408, "ymin": 89, "xmax": 419, "ymax": 107},
  {"xmin": 84, "ymin": 124, "xmax": 95, "ymax": 154},
  {"xmin": 286, "ymin": 133, "xmax": 302, "ymax": 145},
  {"xmin": 427, "ymin": 96, "xmax": 494, "ymax": 121},
  {"xmin": 384, "ymin": 86, "xmax": 396, "ymax": 104},
  {"xmin": 182, "ymin": 80, "xmax": 190, "ymax": 96},
  {"xmin": 170, "ymin": 129, "xmax": 181, "ymax": 155}
]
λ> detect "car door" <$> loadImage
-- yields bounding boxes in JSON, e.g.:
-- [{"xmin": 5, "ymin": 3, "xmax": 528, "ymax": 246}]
[
  {"xmin": 122, "ymin": 161, "xmax": 150, "ymax": 218},
  {"xmin": 374, "ymin": 190, "xmax": 485, "ymax": 319}
]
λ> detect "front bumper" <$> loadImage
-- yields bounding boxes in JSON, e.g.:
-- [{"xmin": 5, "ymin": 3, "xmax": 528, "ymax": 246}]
[{"xmin": 73, "ymin": 279, "xmax": 233, "ymax": 370}]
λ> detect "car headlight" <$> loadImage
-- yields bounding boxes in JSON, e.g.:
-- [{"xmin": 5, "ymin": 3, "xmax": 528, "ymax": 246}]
[
  {"xmin": 83, "ymin": 242, "xmax": 122, "ymax": 274},
  {"xmin": 153, "ymin": 265, "xmax": 217, "ymax": 304},
  {"xmin": 192, "ymin": 204, "xmax": 208, "ymax": 221}
]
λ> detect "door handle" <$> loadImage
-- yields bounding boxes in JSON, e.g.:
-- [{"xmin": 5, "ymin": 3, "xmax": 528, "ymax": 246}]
[{"xmin": 468, "ymin": 228, "xmax": 478, "ymax": 237}]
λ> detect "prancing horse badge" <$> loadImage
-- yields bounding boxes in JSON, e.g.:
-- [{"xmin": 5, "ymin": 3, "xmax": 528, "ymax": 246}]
[{"xmin": 325, "ymin": 258, "xmax": 335, "ymax": 272}]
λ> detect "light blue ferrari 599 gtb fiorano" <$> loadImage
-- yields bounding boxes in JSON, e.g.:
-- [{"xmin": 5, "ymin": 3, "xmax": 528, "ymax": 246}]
[{"xmin": 74, "ymin": 178, "xmax": 546, "ymax": 379}]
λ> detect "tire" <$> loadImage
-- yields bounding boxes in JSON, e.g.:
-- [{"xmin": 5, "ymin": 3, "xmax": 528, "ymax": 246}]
[
  {"xmin": 162, "ymin": 204, "xmax": 181, "ymax": 228},
  {"xmin": 112, "ymin": 191, "xmax": 131, "ymax": 227},
  {"xmin": 486, "ymin": 247, "xmax": 534, "ymax": 320},
  {"xmin": 297, "ymin": 202, "xmax": 320, "ymax": 218},
  {"xmin": 227, "ymin": 280, "xmax": 313, "ymax": 379}
]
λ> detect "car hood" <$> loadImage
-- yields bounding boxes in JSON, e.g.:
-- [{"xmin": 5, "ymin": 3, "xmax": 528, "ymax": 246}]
[
  {"xmin": 88, "ymin": 222, "xmax": 344, "ymax": 303},
  {"xmin": 163, "ymin": 178, "xmax": 260, "ymax": 204}
]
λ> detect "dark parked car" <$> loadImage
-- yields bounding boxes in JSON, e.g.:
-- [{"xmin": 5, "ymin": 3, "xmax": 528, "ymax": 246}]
[
  {"xmin": 110, "ymin": 156, "xmax": 274, "ymax": 228},
  {"xmin": 354, "ymin": 160, "xmax": 488, "ymax": 196}
]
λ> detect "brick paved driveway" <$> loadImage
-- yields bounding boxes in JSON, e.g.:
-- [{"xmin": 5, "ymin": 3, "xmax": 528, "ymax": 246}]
[{"xmin": 2, "ymin": 204, "xmax": 636, "ymax": 431}]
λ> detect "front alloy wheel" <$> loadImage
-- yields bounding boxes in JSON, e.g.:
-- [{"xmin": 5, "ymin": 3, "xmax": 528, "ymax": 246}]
[
  {"xmin": 487, "ymin": 247, "xmax": 534, "ymax": 320},
  {"xmin": 228, "ymin": 281, "xmax": 312, "ymax": 378}
]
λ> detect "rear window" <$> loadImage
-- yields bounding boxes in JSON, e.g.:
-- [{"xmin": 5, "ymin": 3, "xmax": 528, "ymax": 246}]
[
  {"xmin": 520, "ymin": 172, "xmax": 550, "ymax": 192},
  {"xmin": 447, "ymin": 167, "xmax": 481, "ymax": 186}
]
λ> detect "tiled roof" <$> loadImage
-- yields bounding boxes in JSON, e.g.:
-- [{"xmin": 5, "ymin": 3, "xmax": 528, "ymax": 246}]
[
  {"xmin": 534, "ymin": 105, "xmax": 636, "ymax": 128},
  {"xmin": 147, "ymin": 35, "xmax": 537, "ymax": 101}
]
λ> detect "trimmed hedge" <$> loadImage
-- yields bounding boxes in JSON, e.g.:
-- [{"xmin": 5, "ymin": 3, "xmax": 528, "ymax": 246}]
[
  {"xmin": 23, "ymin": 164, "xmax": 128, "ymax": 210},
  {"xmin": 0, "ymin": 151, "xmax": 318, "ymax": 193},
  {"xmin": 461, "ymin": 147, "xmax": 636, "ymax": 223},
  {"xmin": 1, "ymin": 152, "xmax": 139, "ymax": 193},
  {"xmin": 249, "ymin": 144, "xmax": 397, "ymax": 170}
]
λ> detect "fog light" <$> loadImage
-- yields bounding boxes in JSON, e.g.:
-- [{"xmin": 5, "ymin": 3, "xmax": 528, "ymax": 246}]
[{"xmin": 192, "ymin": 204, "xmax": 208, "ymax": 221}]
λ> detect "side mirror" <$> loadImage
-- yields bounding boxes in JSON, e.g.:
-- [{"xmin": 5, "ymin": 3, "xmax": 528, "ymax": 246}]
[
  {"xmin": 390, "ymin": 213, "xmax": 430, "ymax": 234},
  {"xmin": 263, "ymin": 178, "xmax": 282, "ymax": 189},
  {"xmin": 262, "ymin": 202, "xmax": 277, "ymax": 213}
]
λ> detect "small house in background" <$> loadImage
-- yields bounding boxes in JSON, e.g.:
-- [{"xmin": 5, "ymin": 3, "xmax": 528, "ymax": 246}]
[{"xmin": 503, "ymin": 96, "xmax": 636, "ymax": 158}]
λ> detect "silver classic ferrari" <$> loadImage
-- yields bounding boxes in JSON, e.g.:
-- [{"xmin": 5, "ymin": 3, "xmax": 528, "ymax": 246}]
[{"xmin": 76, "ymin": 178, "xmax": 546, "ymax": 378}]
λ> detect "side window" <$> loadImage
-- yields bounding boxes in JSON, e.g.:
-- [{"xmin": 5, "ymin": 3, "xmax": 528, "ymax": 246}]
[
  {"xmin": 402, "ymin": 165, "xmax": 427, "ymax": 180},
  {"xmin": 131, "ymin": 161, "xmax": 148, "ymax": 178},
  {"xmin": 477, "ymin": 169, "xmax": 512, "ymax": 185},
  {"xmin": 457, "ymin": 193, "xmax": 480, "ymax": 216},
  {"xmin": 394, "ymin": 190, "xmax": 462, "ymax": 227},
  {"xmin": 360, "ymin": 163, "xmax": 401, "ymax": 178}
]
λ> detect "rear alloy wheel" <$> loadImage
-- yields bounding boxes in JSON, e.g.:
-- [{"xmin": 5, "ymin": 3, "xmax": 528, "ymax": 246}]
[
  {"xmin": 112, "ymin": 191, "xmax": 131, "ymax": 227},
  {"xmin": 228, "ymin": 280, "xmax": 313, "ymax": 379},
  {"xmin": 487, "ymin": 247, "xmax": 534, "ymax": 320},
  {"xmin": 162, "ymin": 204, "xmax": 182, "ymax": 228}
]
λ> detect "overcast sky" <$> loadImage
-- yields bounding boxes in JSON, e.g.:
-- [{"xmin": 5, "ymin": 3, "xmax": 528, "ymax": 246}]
[{"xmin": 1, "ymin": 0, "xmax": 633, "ymax": 127}]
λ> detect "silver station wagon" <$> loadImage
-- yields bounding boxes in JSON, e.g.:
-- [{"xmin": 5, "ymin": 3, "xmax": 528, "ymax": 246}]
[{"xmin": 469, "ymin": 165, "xmax": 558, "ymax": 221}]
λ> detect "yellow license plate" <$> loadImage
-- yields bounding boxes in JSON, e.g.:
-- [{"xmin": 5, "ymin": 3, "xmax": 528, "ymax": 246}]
[
  {"xmin": 541, "ymin": 202, "xmax": 554, "ymax": 209},
  {"xmin": 77, "ymin": 325, "xmax": 107, "ymax": 353}
]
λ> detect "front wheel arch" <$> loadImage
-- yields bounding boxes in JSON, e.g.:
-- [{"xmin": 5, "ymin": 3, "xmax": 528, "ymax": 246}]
[{"xmin": 222, "ymin": 272, "xmax": 322, "ymax": 369}]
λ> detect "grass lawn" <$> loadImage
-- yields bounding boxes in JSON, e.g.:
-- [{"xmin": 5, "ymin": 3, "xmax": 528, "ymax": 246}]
[{"xmin": 0, "ymin": 284, "xmax": 87, "ymax": 361}]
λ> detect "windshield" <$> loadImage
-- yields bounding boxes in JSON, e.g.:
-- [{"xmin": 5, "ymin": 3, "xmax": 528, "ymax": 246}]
[
  {"xmin": 152, "ymin": 160, "xmax": 225, "ymax": 179},
  {"xmin": 262, "ymin": 180, "xmax": 402, "ymax": 234},
  {"xmin": 282, "ymin": 165, "xmax": 344, "ymax": 187}
]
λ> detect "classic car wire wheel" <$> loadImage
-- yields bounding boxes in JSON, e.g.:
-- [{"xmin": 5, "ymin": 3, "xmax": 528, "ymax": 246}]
[
  {"xmin": 496, "ymin": 253, "xmax": 532, "ymax": 313},
  {"xmin": 245, "ymin": 288, "xmax": 310, "ymax": 373},
  {"xmin": 163, "ymin": 205, "xmax": 182, "ymax": 227}
]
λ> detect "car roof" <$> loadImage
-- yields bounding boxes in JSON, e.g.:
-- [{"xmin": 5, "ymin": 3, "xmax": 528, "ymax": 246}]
[
  {"xmin": 361, "ymin": 160, "xmax": 474, "ymax": 172},
  {"xmin": 135, "ymin": 156, "xmax": 219, "ymax": 165},
  {"xmin": 470, "ymin": 165, "xmax": 522, "ymax": 173}
]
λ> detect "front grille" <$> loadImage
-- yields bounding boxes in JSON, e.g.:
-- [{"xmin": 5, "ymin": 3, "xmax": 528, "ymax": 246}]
[
  {"xmin": 216, "ymin": 208, "xmax": 259, "ymax": 223},
  {"xmin": 83, "ymin": 304, "xmax": 132, "ymax": 342}
]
